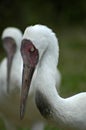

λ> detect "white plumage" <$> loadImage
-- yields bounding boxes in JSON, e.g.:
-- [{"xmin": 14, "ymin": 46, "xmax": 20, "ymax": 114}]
[
  {"xmin": 1, "ymin": 27, "xmax": 22, "ymax": 92},
  {"xmin": 20, "ymin": 24, "xmax": 86, "ymax": 130},
  {"xmin": 0, "ymin": 27, "xmax": 49, "ymax": 130}
]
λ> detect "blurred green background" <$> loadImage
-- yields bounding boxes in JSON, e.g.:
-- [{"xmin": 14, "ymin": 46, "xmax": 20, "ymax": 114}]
[{"xmin": 0, "ymin": 0, "xmax": 86, "ymax": 130}]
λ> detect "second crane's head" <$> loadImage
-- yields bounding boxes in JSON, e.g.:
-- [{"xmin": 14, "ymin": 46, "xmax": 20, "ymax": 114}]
[
  {"xmin": 20, "ymin": 24, "xmax": 59, "ymax": 119},
  {"xmin": 2, "ymin": 27, "xmax": 22, "ymax": 93}
]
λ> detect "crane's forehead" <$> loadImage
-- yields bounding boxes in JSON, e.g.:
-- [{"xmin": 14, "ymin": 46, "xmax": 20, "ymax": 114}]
[
  {"xmin": 22, "ymin": 25, "xmax": 57, "ymax": 53},
  {"xmin": 22, "ymin": 30, "xmax": 48, "ymax": 50},
  {"xmin": 2, "ymin": 27, "xmax": 22, "ymax": 46}
]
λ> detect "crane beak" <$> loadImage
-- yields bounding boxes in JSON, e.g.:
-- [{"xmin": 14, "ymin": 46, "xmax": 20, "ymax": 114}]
[
  {"xmin": 20, "ymin": 39, "xmax": 39, "ymax": 119},
  {"xmin": 7, "ymin": 53, "xmax": 14, "ymax": 93},
  {"xmin": 3, "ymin": 38, "xmax": 16, "ymax": 93},
  {"xmin": 20, "ymin": 64, "xmax": 35, "ymax": 119}
]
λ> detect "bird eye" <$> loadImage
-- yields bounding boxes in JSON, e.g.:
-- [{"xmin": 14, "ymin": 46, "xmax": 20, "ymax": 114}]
[{"xmin": 30, "ymin": 46, "xmax": 35, "ymax": 52}]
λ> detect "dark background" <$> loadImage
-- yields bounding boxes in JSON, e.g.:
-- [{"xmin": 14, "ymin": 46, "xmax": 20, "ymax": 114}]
[
  {"xmin": 0, "ymin": 0, "xmax": 86, "ymax": 32},
  {"xmin": 0, "ymin": 0, "xmax": 86, "ymax": 129},
  {"xmin": 0, "ymin": 0, "xmax": 86, "ymax": 55}
]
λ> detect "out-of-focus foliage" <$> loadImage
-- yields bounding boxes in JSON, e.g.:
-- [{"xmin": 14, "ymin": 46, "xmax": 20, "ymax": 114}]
[
  {"xmin": 0, "ymin": 0, "xmax": 86, "ymax": 32},
  {"xmin": 0, "ymin": 0, "xmax": 86, "ymax": 58}
]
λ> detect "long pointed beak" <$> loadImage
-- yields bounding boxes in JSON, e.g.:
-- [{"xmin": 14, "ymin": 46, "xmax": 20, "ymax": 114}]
[
  {"xmin": 2, "ymin": 38, "xmax": 16, "ymax": 93},
  {"xmin": 20, "ymin": 39, "xmax": 39, "ymax": 119},
  {"xmin": 7, "ymin": 54, "xmax": 14, "ymax": 93},
  {"xmin": 20, "ymin": 64, "xmax": 35, "ymax": 119}
]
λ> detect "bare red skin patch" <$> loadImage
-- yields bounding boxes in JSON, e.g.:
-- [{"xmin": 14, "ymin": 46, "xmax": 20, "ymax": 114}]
[
  {"xmin": 3, "ymin": 37, "xmax": 16, "ymax": 56},
  {"xmin": 21, "ymin": 39, "xmax": 39, "ymax": 67}
]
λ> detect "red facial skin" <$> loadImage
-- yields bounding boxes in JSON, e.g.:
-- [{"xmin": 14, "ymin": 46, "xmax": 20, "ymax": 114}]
[
  {"xmin": 21, "ymin": 39, "xmax": 39, "ymax": 67},
  {"xmin": 20, "ymin": 39, "xmax": 39, "ymax": 119}
]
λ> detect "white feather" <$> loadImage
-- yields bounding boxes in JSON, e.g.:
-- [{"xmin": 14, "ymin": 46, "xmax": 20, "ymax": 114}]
[
  {"xmin": 0, "ymin": 27, "xmax": 46, "ymax": 130},
  {"xmin": 22, "ymin": 24, "xmax": 86, "ymax": 130}
]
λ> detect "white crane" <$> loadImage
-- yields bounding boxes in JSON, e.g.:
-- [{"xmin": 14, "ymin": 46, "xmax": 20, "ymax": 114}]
[
  {"xmin": 20, "ymin": 24, "xmax": 86, "ymax": 130},
  {"xmin": 0, "ymin": 27, "xmax": 45, "ymax": 130},
  {"xmin": 1, "ymin": 27, "xmax": 22, "ymax": 93}
]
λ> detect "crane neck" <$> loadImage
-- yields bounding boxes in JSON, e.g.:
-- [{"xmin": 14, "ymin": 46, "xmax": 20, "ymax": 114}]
[{"xmin": 34, "ymin": 56, "xmax": 80, "ymax": 130}]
